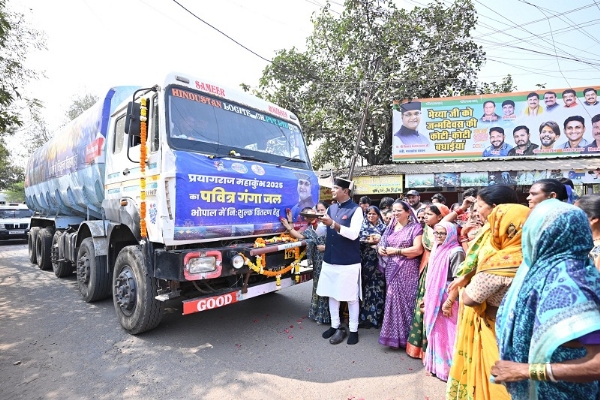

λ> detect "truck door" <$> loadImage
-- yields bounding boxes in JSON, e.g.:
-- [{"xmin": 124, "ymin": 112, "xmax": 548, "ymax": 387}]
[{"xmin": 105, "ymin": 95, "xmax": 161, "ymax": 239}]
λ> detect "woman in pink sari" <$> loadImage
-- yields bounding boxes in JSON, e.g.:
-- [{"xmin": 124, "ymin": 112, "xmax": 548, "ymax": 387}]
[
  {"xmin": 423, "ymin": 221, "xmax": 464, "ymax": 381},
  {"xmin": 377, "ymin": 200, "xmax": 424, "ymax": 348}
]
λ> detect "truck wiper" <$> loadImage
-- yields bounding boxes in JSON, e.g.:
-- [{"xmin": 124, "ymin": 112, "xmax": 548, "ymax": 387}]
[
  {"xmin": 284, "ymin": 157, "xmax": 305, "ymax": 163},
  {"xmin": 276, "ymin": 156, "xmax": 307, "ymax": 168},
  {"xmin": 208, "ymin": 151, "xmax": 258, "ymax": 162}
]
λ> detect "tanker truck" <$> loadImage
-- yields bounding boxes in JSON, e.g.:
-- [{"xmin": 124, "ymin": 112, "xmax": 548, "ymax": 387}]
[{"xmin": 25, "ymin": 72, "xmax": 318, "ymax": 334}]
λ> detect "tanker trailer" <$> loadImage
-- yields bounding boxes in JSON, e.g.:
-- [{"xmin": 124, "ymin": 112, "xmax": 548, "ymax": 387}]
[{"xmin": 25, "ymin": 73, "xmax": 317, "ymax": 334}]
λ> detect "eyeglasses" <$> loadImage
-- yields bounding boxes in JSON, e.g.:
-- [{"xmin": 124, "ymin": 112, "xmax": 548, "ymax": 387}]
[
  {"xmin": 433, "ymin": 232, "xmax": 447, "ymax": 237},
  {"xmin": 402, "ymin": 111, "xmax": 421, "ymax": 118},
  {"xmin": 298, "ymin": 180, "xmax": 311, "ymax": 187}
]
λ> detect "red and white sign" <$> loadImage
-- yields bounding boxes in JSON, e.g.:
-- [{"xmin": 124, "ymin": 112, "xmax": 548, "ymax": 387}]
[
  {"xmin": 183, "ymin": 292, "xmax": 238, "ymax": 315},
  {"xmin": 85, "ymin": 137, "xmax": 104, "ymax": 163}
]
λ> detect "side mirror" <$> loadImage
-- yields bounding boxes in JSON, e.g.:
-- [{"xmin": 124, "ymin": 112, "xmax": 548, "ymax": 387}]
[{"xmin": 124, "ymin": 101, "xmax": 141, "ymax": 136}]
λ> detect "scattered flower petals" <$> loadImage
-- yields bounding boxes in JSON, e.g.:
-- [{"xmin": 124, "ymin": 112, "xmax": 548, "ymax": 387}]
[
  {"xmin": 290, "ymin": 325, "xmax": 294, "ymax": 328},
  {"xmin": 288, "ymin": 335, "xmax": 294, "ymax": 339}
]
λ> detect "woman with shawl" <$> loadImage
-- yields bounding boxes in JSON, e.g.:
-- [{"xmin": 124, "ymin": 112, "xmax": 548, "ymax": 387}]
[
  {"xmin": 358, "ymin": 206, "xmax": 387, "ymax": 329},
  {"xmin": 446, "ymin": 203, "xmax": 529, "ymax": 400},
  {"xmin": 377, "ymin": 199, "xmax": 424, "ymax": 348},
  {"xmin": 423, "ymin": 221, "xmax": 465, "ymax": 381},
  {"xmin": 493, "ymin": 200, "xmax": 600, "ymax": 399},
  {"xmin": 407, "ymin": 203, "xmax": 450, "ymax": 359}
]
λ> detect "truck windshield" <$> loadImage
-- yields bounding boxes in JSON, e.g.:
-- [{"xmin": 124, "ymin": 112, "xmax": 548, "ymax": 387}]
[{"xmin": 166, "ymin": 86, "xmax": 311, "ymax": 169}]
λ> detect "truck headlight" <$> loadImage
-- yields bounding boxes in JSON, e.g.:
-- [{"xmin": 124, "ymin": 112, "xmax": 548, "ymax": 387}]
[
  {"xmin": 186, "ymin": 256, "xmax": 216, "ymax": 274},
  {"xmin": 0, "ymin": 224, "xmax": 4, "ymax": 229}
]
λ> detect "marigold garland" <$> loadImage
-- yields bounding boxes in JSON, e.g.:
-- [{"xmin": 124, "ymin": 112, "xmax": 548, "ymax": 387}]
[
  {"xmin": 253, "ymin": 234, "xmax": 294, "ymax": 248},
  {"xmin": 241, "ymin": 248, "xmax": 306, "ymax": 288},
  {"xmin": 139, "ymin": 98, "xmax": 148, "ymax": 238}
]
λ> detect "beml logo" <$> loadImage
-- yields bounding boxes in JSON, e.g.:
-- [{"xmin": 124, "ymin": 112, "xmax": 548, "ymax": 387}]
[{"xmin": 197, "ymin": 293, "xmax": 235, "ymax": 311}]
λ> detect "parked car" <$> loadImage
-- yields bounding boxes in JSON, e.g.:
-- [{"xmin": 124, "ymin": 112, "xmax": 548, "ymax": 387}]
[{"xmin": 0, "ymin": 203, "xmax": 33, "ymax": 240}]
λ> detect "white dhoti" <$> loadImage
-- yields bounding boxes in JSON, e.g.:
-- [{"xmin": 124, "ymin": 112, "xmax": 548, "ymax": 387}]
[{"xmin": 316, "ymin": 261, "xmax": 362, "ymax": 301}]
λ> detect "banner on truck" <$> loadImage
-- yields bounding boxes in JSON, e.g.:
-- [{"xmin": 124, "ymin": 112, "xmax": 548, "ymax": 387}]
[
  {"xmin": 392, "ymin": 86, "xmax": 600, "ymax": 162},
  {"xmin": 173, "ymin": 152, "xmax": 319, "ymax": 241}
]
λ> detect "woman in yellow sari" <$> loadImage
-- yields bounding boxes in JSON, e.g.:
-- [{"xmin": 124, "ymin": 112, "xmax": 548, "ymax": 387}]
[{"xmin": 446, "ymin": 202, "xmax": 529, "ymax": 400}]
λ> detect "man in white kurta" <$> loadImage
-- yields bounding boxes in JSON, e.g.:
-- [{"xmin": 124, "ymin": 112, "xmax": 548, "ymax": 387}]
[{"xmin": 317, "ymin": 177, "xmax": 363, "ymax": 345}]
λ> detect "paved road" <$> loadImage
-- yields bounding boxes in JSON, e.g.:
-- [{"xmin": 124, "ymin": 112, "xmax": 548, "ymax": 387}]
[{"xmin": 0, "ymin": 240, "xmax": 446, "ymax": 400}]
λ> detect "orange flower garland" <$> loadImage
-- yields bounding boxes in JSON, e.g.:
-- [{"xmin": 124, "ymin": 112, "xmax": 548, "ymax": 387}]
[
  {"xmin": 240, "ymin": 248, "xmax": 306, "ymax": 289},
  {"xmin": 139, "ymin": 98, "xmax": 148, "ymax": 238}
]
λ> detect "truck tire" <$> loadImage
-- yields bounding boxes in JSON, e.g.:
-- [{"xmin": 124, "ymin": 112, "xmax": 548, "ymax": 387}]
[
  {"xmin": 36, "ymin": 228, "xmax": 53, "ymax": 271},
  {"xmin": 113, "ymin": 245, "xmax": 164, "ymax": 335},
  {"xmin": 52, "ymin": 231, "xmax": 72, "ymax": 278},
  {"xmin": 28, "ymin": 227, "xmax": 39, "ymax": 264},
  {"xmin": 76, "ymin": 238, "xmax": 111, "ymax": 302}
]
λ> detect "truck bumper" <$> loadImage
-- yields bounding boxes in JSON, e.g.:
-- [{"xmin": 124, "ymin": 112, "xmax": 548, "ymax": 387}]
[{"xmin": 180, "ymin": 269, "xmax": 313, "ymax": 315}]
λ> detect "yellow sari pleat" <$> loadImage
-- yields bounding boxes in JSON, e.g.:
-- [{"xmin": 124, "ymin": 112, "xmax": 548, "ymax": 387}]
[{"xmin": 446, "ymin": 296, "xmax": 510, "ymax": 400}]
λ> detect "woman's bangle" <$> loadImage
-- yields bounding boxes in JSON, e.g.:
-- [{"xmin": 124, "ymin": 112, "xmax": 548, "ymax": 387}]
[
  {"xmin": 546, "ymin": 363, "xmax": 557, "ymax": 382},
  {"xmin": 399, "ymin": 248, "xmax": 403, "ymax": 256},
  {"xmin": 529, "ymin": 363, "xmax": 548, "ymax": 381}
]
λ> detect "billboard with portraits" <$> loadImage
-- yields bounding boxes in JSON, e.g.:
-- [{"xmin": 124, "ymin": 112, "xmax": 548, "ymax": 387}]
[{"xmin": 392, "ymin": 86, "xmax": 600, "ymax": 161}]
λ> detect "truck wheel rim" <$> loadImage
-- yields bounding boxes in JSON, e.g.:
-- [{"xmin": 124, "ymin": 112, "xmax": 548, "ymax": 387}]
[
  {"xmin": 77, "ymin": 255, "xmax": 90, "ymax": 285},
  {"xmin": 115, "ymin": 267, "xmax": 136, "ymax": 313}
]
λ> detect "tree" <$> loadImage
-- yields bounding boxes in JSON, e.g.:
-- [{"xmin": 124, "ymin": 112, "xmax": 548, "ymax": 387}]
[
  {"xmin": 65, "ymin": 93, "xmax": 99, "ymax": 121},
  {"xmin": 0, "ymin": 0, "xmax": 46, "ymax": 135},
  {"xmin": 476, "ymin": 74, "xmax": 517, "ymax": 95},
  {"xmin": 0, "ymin": 137, "xmax": 23, "ymax": 190},
  {"xmin": 255, "ymin": 0, "xmax": 506, "ymax": 169},
  {"xmin": 3, "ymin": 180, "xmax": 24, "ymax": 202}
]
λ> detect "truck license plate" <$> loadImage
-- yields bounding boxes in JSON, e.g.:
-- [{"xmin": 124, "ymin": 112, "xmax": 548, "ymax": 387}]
[{"xmin": 9, "ymin": 230, "xmax": 23, "ymax": 235}]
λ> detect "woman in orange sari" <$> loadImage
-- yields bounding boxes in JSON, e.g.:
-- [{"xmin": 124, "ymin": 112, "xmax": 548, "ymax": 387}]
[{"xmin": 446, "ymin": 203, "xmax": 529, "ymax": 400}]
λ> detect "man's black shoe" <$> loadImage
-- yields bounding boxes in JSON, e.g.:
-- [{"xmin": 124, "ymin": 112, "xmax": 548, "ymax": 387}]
[
  {"xmin": 329, "ymin": 328, "xmax": 347, "ymax": 344},
  {"xmin": 347, "ymin": 331, "xmax": 359, "ymax": 345},
  {"xmin": 322, "ymin": 327, "xmax": 337, "ymax": 339}
]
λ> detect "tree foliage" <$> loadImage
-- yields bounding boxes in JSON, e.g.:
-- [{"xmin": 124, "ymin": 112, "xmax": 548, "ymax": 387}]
[
  {"xmin": 0, "ymin": 137, "xmax": 23, "ymax": 190},
  {"xmin": 2, "ymin": 180, "xmax": 24, "ymax": 202},
  {"xmin": 65, "ymin": 93, "xmax": 99, "ymax": 121},
  {"xmin": 0, "ymin": 0, "xmax": 46, "ymax": 135},
  {"xmin": 255, "ymin": 0, "xmax": 512, "ymax": 169}
]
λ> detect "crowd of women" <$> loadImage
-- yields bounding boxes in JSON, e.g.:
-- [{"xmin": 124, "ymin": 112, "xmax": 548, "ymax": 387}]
[{"xmin": 282, "ymin": 178, "xmax": 600, "ymax": 399}]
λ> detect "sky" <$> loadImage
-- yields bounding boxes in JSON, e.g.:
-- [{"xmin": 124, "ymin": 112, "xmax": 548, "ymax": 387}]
[{"xmin": 11, "ymin": 0, "xmax": 600, "ymax": 139}]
